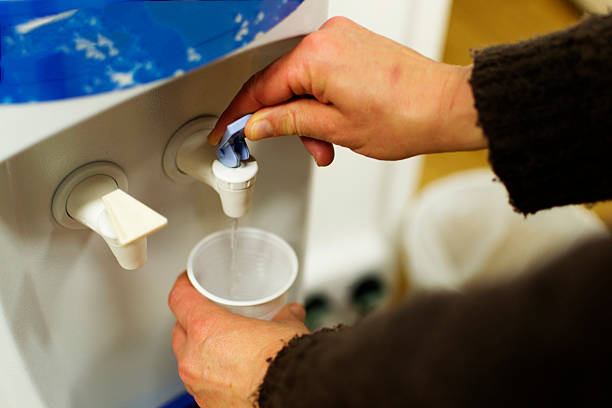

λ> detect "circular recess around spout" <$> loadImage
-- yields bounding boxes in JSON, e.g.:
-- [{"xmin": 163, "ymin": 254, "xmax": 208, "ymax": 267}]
[
  {"xmin": 163, "ymin": 115, "xmax": 218, "ymax": 184},
  {"xmin": 51, "ymin": 161, "xmax": 128, "ymax": 229}
]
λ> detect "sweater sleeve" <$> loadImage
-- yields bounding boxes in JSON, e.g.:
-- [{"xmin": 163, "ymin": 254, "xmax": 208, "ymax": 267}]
[
  {"xmin": 470, "ymin": 13, "xmax": 612, "ymax": 214},
  {"xmin": 256, "ymin": 15, "xmax": 612, "ymax": 408},
  {"xmin": 258, "ymin": 236, "xmax": 612, "ymax": 407}
]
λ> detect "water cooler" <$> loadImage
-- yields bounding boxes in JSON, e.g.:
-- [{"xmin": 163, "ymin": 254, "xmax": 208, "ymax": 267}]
[{"xmin": 0, "ymin": 1, "xmax": 451, "ymax": 406}]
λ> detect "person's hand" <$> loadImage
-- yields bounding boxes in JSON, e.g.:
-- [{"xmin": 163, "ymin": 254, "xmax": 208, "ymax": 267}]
[
  {"xmin": 209, "ymin": 17, "xmax": 486, "ymax": 166},
  {"xmin": 168, "ymin": 272, "xmax": 310, "ymax": 407}
]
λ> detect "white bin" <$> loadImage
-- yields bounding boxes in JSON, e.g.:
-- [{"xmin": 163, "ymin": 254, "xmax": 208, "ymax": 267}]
[{"xmin": 403, "ymin": 169, "xmax": 610, "ymax": 291}]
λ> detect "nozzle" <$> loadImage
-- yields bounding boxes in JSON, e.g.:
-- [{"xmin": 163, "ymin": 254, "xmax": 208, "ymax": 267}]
[
  {"xmin": 212, "ymin": 158, "xmax": 258, "ymax": 218},
  {"xmin": 163, "ymin": 116, "xmax": 259, "ymax": 219}
]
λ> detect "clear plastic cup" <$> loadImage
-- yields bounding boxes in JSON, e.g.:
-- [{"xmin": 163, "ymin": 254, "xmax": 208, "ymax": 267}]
[{"xmin": 187, "ymin": 227, "xmax": 298, "ymax": 320}]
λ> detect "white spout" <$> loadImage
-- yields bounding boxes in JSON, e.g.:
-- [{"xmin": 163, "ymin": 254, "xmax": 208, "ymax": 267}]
[
  {"xmin": 212, "ymin": 159, "xmax": 257, "ymax": 218},
  {"xmin": 164, "ymin": 116, "xmax": 258, "ymax": 218},
  {"xmin": 54, "ymin": 166, "xmax": 168, "ymax": 270}
]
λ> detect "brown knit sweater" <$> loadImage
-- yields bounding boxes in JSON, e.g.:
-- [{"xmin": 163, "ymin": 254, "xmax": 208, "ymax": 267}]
[
  {"xmin": 257, "ymin": 13, "xmax": 612, "ymax": 408},
  {"xmin": 471, "ymin": 12, "xmax": 612, "ymax": 214}
]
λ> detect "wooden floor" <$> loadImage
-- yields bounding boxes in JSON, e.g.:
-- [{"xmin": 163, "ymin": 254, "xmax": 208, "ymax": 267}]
[{"xmin": 419, "ymin": 0, "xmax": 612, "ymax": 227}]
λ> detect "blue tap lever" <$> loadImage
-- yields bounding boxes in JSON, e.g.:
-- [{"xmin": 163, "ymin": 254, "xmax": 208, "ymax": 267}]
[{"xmin": 216, "ymin": 114, "xmax": 252, "ymax": 168}]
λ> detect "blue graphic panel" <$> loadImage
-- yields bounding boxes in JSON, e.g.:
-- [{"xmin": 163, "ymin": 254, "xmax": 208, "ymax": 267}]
[{"xmin": 0, "ymin": 0, "xmax": 303, "ymax": 103}]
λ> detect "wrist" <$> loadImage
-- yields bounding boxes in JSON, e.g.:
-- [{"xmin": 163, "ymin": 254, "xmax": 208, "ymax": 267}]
[{"xmin": 440, "ymin": 65, "xmax": 487, "ymax": 152}]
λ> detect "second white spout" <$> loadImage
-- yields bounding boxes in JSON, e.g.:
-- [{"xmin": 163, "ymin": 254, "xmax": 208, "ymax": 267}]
[{"xmin": 52, "ymin": 162, "xmax": 168, "ymax": 270}]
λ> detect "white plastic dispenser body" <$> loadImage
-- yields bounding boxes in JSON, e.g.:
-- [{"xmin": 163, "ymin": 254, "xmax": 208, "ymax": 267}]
[
  {"xmin": 163, "ymin": 116, "xmax": 258, "ymax": 218},
  {"xmin": 51, "ymin": 162, "xmax": 168, "ymax": 270}
]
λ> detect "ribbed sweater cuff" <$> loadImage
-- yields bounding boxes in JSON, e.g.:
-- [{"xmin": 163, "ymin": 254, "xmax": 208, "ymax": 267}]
[{"xmin": 470, "ymin": 13, "xmax": 612, "ymax": 214}]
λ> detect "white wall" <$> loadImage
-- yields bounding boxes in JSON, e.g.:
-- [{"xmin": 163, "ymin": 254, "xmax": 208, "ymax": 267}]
[{"xmin": 328, "ymin": 0, "xmax": 452, "ymax": 58}]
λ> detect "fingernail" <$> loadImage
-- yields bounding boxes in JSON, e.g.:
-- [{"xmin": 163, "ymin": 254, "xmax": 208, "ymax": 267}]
[
  {"xmin": 249, "ymin": 119, "xmax": 273, "ymax": 140},
  {"xmin": 289, "ymin": 303, "xmax": 306, "ymax": 321}
]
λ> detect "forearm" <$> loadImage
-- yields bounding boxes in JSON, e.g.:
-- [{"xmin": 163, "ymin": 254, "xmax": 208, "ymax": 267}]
[
  {"xmin": 471, "ymin": 13, "xmax": 612, "ymax": 214},
  {"xmin": 259, "ymin": 237, "xmax": 612, "ymax": 407}
]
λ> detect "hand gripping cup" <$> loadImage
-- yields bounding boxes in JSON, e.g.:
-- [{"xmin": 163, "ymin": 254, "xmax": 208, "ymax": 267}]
[{"xmin": 187, "ymin": 228, "xmax": 298, "ymax": 320}]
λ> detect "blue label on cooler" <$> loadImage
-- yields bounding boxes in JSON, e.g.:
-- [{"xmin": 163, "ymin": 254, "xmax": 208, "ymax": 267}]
[{"xmin": 0, "ymin": 0, "xmax": 303, "ymax": 103}]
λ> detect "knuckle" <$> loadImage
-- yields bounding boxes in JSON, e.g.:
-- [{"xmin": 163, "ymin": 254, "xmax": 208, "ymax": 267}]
[
  {"xmin": 244, "ymin": 71, "xmax": 267, "ymax": 107},
  {"xmin": 285, "ymin": 56, "xmax": 308, "ymax": 89},
  {"xmin": 168, "ymin": 286, "xmax": 180, "ymax": 309},
  {"xmin": 282, "ymin": 106, "xmax": 301, "ymax": 136},
  {"xmin": 242, "ymin": 73, "xmax": 257, "ymax": 94},
  {"xmin": 322, "ymin": 16, "xmax": 351, "ymax": 29},
  {"xmin": 300, "ymin": 29, "xmax": 339, "ymax": 66},
  {"xmin": 168, "ymin": 286, "xmax": 188, "ymax": 313},
  {"xmin": 300, "ymin": 31, "xmax": 323, "ymax": 51},
  {"xmin": 177, "ymin": 359, "xmax": 198, "ymax": 385}
]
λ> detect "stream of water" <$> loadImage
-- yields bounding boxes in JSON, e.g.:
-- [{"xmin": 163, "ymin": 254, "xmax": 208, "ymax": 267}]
[{"xmin": 229, "ymin": 217, "xmax": 242, "ymax": 299}]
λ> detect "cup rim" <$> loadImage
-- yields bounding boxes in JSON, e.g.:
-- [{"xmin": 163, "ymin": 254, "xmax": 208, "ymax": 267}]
[{"xmin": 187, "ymin": 227, "xmax": 298, "ymax": 307}]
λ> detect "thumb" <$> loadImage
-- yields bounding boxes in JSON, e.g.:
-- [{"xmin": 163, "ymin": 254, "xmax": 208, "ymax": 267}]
[
  {"xmin": 246, "ymin": 99, "xmax": 343, "ymax": 165},
  {"xmin": 272, "ymin": 303, "xmax": 306, "ymax": 327}
]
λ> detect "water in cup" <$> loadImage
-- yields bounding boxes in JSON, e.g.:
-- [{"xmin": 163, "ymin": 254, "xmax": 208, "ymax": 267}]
[{"xmin": 187, "ymin": 227, "xmax": 298, "ymax": 319}]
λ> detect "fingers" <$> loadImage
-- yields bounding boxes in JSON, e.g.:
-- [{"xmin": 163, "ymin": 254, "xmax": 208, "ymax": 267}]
[
  {"xmin": 246, "ymin": 97, "xmax": 343, "ymax": 139},
  {"xmin": 215, "ymin": 93, "xmax": 342, "ymax": 165},
  {"xmin": 168, "ymin": 272, "xmax": 228, "ymax": 331},
  {"xmin": 272, "ymin": 303, "xmax": 306, "ymax": 328},
  {"xmin": 245, "ymin": 98, "xmax": 343, "ymax": 167},
  {"xmin": 208, "ymin": 25, "xmax": 339, "ymax": 144},
  {"xmin": 209, "ymin": 18, "xmax": 363, "ymax": 144},
  {"xmin": 208, "ymin": 47, "xmax": 308, "ymax": 144},
  {"xmin": 300, "ymin": 137, "xmax": 335, "ymax": 167}
]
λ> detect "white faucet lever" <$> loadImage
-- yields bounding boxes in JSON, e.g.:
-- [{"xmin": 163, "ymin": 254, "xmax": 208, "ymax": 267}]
[
  {"xmin": 52, "ymin": 161, "xmax": 167, "ymax": 270},
  {"xmin": 103, "ymin": 189, "xmax": 167, "ymax": 246}
]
